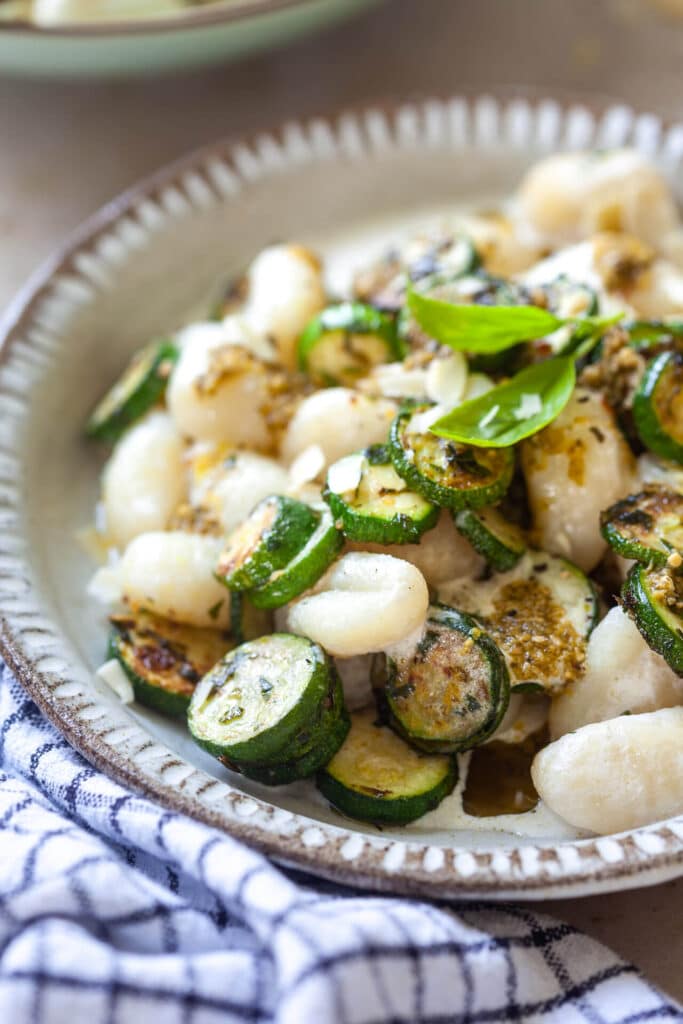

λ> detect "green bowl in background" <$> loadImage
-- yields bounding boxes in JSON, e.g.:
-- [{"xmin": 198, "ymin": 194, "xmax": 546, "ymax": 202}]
[{"xmin": 0, "ymin": 0, "xmax": 380, "ymax": 77}]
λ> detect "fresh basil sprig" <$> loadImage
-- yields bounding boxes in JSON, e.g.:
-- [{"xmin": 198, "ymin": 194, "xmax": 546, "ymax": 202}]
[
  {"xmin": 430, "ymin": 357, "xmax": 576, "ymax": 448},
  {"xmin": 407, "ymin": 288, "xmax": 619, "ymax": 354}
]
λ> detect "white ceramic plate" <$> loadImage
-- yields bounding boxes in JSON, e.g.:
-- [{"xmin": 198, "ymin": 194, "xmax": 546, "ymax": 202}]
[
  {"xmin": 3, "ymin": 93, "xmax": 683, "ymax": 900},
  {"xmin": 0, "ymin": 0, "xmax": 379, "ymax": 77}
]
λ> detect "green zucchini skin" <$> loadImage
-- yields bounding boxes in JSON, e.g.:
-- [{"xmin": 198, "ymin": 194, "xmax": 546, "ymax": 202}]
[
  {"xmin": 385, "ymin": 603, "xmax": 510, "ymax": 754},
  {"xmin": 230, "ymin": 593, "xmax": 275, "ymax": 643},
  {"xmin": 622, "ymin": 563, "xmax": 683, "ymax": 676},
  {"xmin": 600, "ymin": 486, "xmax": 683, "ymax": 568},
  {"xmin": 440, "ymin": 552, "xmax": 598, "ymax": 695},
  {"xmin": 317, "ymin": 707, "xmax": 457, "ymax": 825},
  {"xmin": 454, "ymin": 507, "xmax": 527, "ymax": 571},
  {"xmin": 323, "ymin": 445, "xmax": 438, "ymax": 545},
  {"xmin": 543, "ymin": 275, "xmax": 599, "ymax": 320},
  {"xmin": 297, "ymin": 302, "xmax": 404, "ymax": 387},
  {"xmin": 389, "ymin": 407, "xmax": 514, "ymax": 511},
  {"xmin": 187, "ymin": 633, "xmax": 336, "ymax": 764},
  {"xmin": 633, "ymin": 352, "xmax": 683, "ymax": 464},
  {"xmin": 248, "ymin": 505, "xmax": 343, "ymax": 609},
  {"xmin": 86, "ymin": 338, "xmax": 178, "ymax": 444},
  {"xmin": 230, "ymin": 672, "xmax": 350, "ymax": 785},
  {"xmin": 109, "ymin": 612, "xmax": 233, "ymax": 717},
  {"xmin": 625, "ymin": 319, "xmax": 683, "ymax": 354},
  {"xmin": 216, "ymin": 495, "xmax": 319, "ymax": 592}
]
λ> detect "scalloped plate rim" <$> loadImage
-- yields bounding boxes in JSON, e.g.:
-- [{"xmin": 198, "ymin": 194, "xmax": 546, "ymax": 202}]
[{"xmin": 3, "ymin": 91, "xmax": 683, "ymax": 900}]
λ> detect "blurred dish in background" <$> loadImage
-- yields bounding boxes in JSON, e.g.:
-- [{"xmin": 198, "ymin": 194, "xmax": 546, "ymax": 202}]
[{"xmin": 0, "ymin": 0, "xmax": 380, "ymax": 76}]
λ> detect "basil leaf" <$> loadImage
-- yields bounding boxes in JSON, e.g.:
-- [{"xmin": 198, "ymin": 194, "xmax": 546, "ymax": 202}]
[
  {"xmin": 408, "ymin": 288, "xmax": 622, "ymax": 355},
  {"xmin": 431, "ymin": 357, "xmax": 576, "ymax": 448},
  {"xmin": 408, "ymin": 289, "xmax": 563, "ymax": 353}
]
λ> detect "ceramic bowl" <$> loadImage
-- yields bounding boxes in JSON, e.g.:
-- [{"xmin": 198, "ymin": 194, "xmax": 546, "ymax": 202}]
[
  {"xmin": 0, "ymin": 0, "xmax": 379, "ymax": 77},
  {"xmin": 3, "ymin": 93, "xmax": 683, "ymax": 899}
]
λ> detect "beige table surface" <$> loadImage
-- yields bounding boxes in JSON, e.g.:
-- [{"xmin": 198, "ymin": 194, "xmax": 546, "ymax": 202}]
[{"xmin": 2, "ymin": 0, "xmax": 683, "ymax": 1003}]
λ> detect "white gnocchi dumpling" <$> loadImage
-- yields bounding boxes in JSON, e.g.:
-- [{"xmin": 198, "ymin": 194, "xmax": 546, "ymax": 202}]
[
  {"xmin": 334, "ymin": 654, "xmax": 375, "ymax": 711},
  {"xmin": 243, "ymin": 244, "xmax": 326, "ymax": 369},
  {"xmin": 349, "ymin": 510, "xmax": 484, "ymax": 588},
  {"xmin": 167, "ymin": 320, "xmax": 271, "ymax": 447},
  {"xmin": 521, "ymin": 387, "xmax": 636, "ymax": 571},
  {"xmin": 532, "ymin": 707, "xmax": 683, "ymax": 834},
  {"xmin": 287, "ymin": 551, "xmax": 429, "ymax": 657},
  {"xmin": 120, "ymin": 530, "xmax": 230, "ymax": 628},
  {"xmin": 102, "ymin": 411, "xmax": 184, "ymax": 549},
  {"xmin": 280, "ymin": 388, "xmax": 397, "ymax": 466},
  {"xmin": 517, "ymin": 149, "xmax": 681, "ymax": 253},
  {"xmin": 456, "ymin": 211, "xmax": 543, "ymax": 276},
  {"xmin": 549, "ymin": 607, "xmax": 683, "ymax": 738},
  {"xmin": 188, "ymin": 447, "xmax": 291, "ymax": 533}
]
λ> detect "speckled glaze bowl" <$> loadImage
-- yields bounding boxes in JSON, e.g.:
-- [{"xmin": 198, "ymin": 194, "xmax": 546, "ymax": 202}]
[
  {"xmin": 0, "ymin": 0, "xmax": 379, "ymax": 77},
  {"xmin": 3, "ymin": 94, "xmax": 683, "ymax": 900}
]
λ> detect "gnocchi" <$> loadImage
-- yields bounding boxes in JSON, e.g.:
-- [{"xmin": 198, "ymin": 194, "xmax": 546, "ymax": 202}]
[
  {"xmin": 83, "ymin": 146, "xmax": 683, "ymax": 835},
  {"xmin": 102, "ymin": 411, "xmax": 184, "ymax": 549},
  {"xmin": 280, "ymin": 388, "xmax": 397, "ymax": 466},
  {"xmin": 167, "ymin": 320, "xmax": 271, "ymax": 447},
  {"xmin": 287, "ymin": 552, "xmax": 429, "ymax": 657},
  {"xmin": 549, "ymin": 606, "xmax": 683, "ymax": 738},
  {"xmin": 120, "ymin": 531, "xmax": 230, "ymax": 628},
  {"xmin": 244, "ymin": 244, "xmax": 326, "ymax": 369},
  {"xmin": 532, "ymin": 708, "xmax": 683, "ymax": 834},
  {"xmin": 521, "ymin": 388, "xmax": 636, "ymax": 571}
]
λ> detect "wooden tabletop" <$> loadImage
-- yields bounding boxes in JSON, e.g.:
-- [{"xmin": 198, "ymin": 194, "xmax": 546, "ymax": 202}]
[{"xmin": 2, "ymin": 0, "xmax": 683, "ymax": 1003}]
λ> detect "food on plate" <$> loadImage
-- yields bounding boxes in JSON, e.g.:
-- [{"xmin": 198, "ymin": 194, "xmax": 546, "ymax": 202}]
[
  {"xmin": 85, "ymin": 150, "xmax": 683, "ymax": 836},
  {"xmin": 0, "ymin": 0, "xmax": 226, "ymax": 25}
]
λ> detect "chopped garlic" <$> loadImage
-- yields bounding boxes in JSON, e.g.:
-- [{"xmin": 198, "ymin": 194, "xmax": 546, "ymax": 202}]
[
  {"xmin": 425, "ymin": 351, "xmax": 467, "ymax": 406},
  {"xmin": 87, "ymin": 564, "xmax": 124, "ymax": 604},
  {"xmin": 288, "ymin": 444, "xmax": 326, "ymax": 488},
  {"xmin": 96, "ymin": 659, "xmax": 134, "ymax": 705},
  {"xmin": 326, "ymin": 453, "xmax": 364, "ymax": 494},
  {"xmin": 409, "ymin": 405, "xmax": 444, "ymax": 435},
  {"xmin": 463, "ymin": 373, "xmax": 494, "ymax": 400}
]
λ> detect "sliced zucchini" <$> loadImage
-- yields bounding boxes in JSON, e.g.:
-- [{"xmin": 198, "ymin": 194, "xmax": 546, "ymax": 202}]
[
  {"xmin": 600, "ymin": 486, "xmax": 683, "ymax": 568},
  {"xmin": 384, "ymin": 603, "xmax": 510, "ymax": 753},
  {"xmin": 454, "ymin": 507, "xmax": 527, "ymax": 571},
  {"xmin": 230, "ymin": 593, "xmax": 275, "ymax": 643},
  {"xmin": 188, "ymin": 633, "xmax": 338, "ymax": 764},
  {"xmin": 233, "ymin": 671, "xmax": 349, "ymax": 785},
  {"xmin": 633, "ymin": 352, "xmax": 683, "ymax": 464},
  {"xmin": 215, "ymin": 495, "xmax": 318, "ymax": 592},
  {"xmin": 86, "ymin": 338, "xmax": 178, "ymax": 443},
  {"xmin": 626, "ymin": 319, "xmax": 683, "ymax": 353},
  {"xmin": 323, "ymin": 445, "xmax": 438, "ymax": 544},
  {"xmin": 543, "ymin": 276, "xmax": 598, "ymax": 320},
  {"xmin": 297, "ymin": 302, "xmax": 403, "ymax": 387},
  {"xmin": 109, "ymin": 612, "xmax": 233, "ymax": 717},
  {"xmin": 317, "ymin": 707, "xmax": 457, "ymax": 824},
  {"xmin": 622, "ymin": 562, "xmax": 683, "ymax": 676},
  {"xmin": 389, "ymin": 405, "xmax": 514, "ymax": 511},
  {"xmin": 407, "ymin": 235, "xmax": 480, "ymax": 284},
  {"xmin": 248, "ymin": 504, "xmax": 343, "ymax": 609},
  {"xmin": 440, "ymin": 552, "xmax": 598, "ymax": 695}
]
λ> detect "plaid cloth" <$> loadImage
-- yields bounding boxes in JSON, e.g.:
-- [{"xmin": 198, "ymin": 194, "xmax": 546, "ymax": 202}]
[{"xmin": 0, "ymin": 664, "xmax": 680, "ymax": 1024}]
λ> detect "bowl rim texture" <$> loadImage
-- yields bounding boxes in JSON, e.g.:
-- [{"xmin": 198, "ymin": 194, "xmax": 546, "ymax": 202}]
[{"xmin": 3, "ymin": 91, "xmax": 683, "ymax": 900}]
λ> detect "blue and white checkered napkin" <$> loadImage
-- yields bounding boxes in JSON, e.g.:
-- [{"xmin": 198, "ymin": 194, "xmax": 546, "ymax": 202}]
[{"xmin": 0, "ymin": 663, "xmax": 680, "ymax": 1024}]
